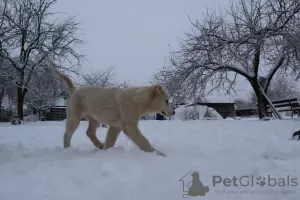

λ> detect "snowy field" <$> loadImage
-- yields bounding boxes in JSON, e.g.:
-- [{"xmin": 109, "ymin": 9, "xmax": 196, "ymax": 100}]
[{"xmin": 1, "ymin": 119, "xmax": 300, "ymax": 200}]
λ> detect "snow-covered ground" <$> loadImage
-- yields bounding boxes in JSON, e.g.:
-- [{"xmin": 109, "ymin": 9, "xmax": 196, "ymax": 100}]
[{"xmin": 1, "ymin": 119, "xmax": 300, "ymax": 200}]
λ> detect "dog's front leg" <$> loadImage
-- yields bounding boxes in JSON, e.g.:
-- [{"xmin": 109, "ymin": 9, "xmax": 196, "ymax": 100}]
[
  {"xmin": 103, "ymin": 126, "xmax": 122, "ymax": 150},
  {"xmin": 122, "ymin": 123, "xmax": 166, "ymax": 157}
]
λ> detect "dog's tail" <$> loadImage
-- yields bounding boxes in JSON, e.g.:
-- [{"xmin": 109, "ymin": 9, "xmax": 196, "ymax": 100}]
[{"xmin": 54, "ymin": 69, "xmax": 76, "ymax": 95}]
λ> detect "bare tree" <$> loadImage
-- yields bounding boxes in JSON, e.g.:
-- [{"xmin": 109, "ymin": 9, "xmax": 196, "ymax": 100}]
[
  {"xmin": 192, "ymin": 93, "xmax": 206, "ymax": 104},
  {"xmin": 154, "ymin": 0, "xmax": 300, "ymax": 119},
  {"xmin": 267, "ymin": 74, "xmax": 300, "ymax": 100},
  {"xmin": 4, "ymin": 84, "xmax": 17, "ymax": 110},
  {"xmin": 117, "ymin": 79, "xmax": 131, "ymax": 89},
  {"xmin": 24, "ymin": 67, "xmax": 64, "ymax": 119},
  {"xmin": 0, "ymin": 63, "xmax": 17, "ymax": 108},
  {"xmin": 81, "ymin": 66, "xmax": 117, "ymax": 87},
  {"xmin": 0, "ymin": 76, "xmax": 6, "ymax": 107},
  {"xmin": 0, "ymin": 0, "xmax": 84, "ymax": 119},
  {"xmin": 0, "ymin": 89, "xmax": 4, "ymax": 108},
  {"xmin": 249, "ymin": 74, "xmax": 300, "ymax": 103}
]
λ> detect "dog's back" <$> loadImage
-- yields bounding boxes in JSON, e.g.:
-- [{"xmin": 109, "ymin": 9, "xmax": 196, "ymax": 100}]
[{"xmin": 68, "ymin": 86, "xmax": 122, "ymax": 125}]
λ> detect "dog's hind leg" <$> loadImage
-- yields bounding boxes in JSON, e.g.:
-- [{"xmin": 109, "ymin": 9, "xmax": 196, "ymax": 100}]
[
  {"xmin": 86, "ymin": 118, "xmax": 104, "ymax": 149},
  {"xmin": 121, "ymin": 123, "xmax": 166, "ymax": 156},
  {"xmin": 64, "ymin": 115, "xmax": 80, "ymax": 148},
  {"xmin": 103, "ymin": 126, "xmax": 122, "ymax": 150}
]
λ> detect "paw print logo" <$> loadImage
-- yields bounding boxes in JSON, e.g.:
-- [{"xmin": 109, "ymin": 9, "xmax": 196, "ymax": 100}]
[{"xmin": 256, "ymin": 176, "xmax": 266, "ymax": 186}]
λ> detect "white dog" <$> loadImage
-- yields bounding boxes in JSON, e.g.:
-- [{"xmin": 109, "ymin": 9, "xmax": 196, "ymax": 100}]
[{"xmin": 54, "ymin": 69, "xmax": 175, "ymax": 156}]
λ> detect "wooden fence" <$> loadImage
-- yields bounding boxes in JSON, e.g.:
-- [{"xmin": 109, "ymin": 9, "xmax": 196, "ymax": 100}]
[{"xmin": 45, "ymin": 106, "xmax": 67, "ymax": 121}]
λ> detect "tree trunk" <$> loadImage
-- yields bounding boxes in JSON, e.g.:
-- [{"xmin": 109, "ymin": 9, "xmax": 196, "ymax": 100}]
[
  {"xmin": 17, "ymin": 70, "xmax": 25, "ymax": 120},
  {"xmin": 0, "ymin": 87, "xmax": 4, "ymax": 108},
  {"xmin": 17, "ymin": 86, "xmax": 23, "ymax": 120},
  {"xmin": 250, "ymin": 79, "xmax": 267, "ymax": 119}
]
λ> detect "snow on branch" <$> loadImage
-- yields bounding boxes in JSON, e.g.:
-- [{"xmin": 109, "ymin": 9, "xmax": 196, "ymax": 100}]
[
  {"xmin": 0, "ymin": 0, "xmax": 85, "ymax": 118},
  {"xmin": 24, "ymin": 67, "xmax": 64, "ymax": 113},
  {"xmin": 153, "ymin": 0, "xmax": 300, "ymax": 102},
  {"xmin": 80, "ymin": 66, "xmax": 117, "ymax": 87}
]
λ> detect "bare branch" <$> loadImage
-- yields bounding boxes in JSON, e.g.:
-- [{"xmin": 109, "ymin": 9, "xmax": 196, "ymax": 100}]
[
  {"xmin": 153, "ymin": 0, "xmax": 300, "ymax": 118},
  {"xmin": 0, "ymin": 0, "xmax": 85, "ymax": 119},
  {"xmin": 80, "ymin": 66, "xmax": 117, "ymax": 88}
]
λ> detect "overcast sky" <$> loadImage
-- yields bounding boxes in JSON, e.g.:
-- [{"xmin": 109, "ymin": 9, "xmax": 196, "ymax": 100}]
[{"xmin": 55, "ymin": 0, "xmax": 250, "ymax": 102}]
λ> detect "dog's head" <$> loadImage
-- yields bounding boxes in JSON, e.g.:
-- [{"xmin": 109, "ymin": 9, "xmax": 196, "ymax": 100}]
[{"xmin": 151, "ymin": 85, "xmax": 175, "ymax": 117}]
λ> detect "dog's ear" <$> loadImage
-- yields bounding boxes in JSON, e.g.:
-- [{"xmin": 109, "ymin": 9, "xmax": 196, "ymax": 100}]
[
  {"xmin": 156, "ymin": 85, "xmax": 162, "ymax": 92},
  {"xmin": 150, "ymin": 85, "xmax": 163, "ymax": 98}
]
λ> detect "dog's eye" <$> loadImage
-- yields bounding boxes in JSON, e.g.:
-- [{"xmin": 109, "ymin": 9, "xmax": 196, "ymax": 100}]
[{"xmin": 165, "ymin": 100, "xmax": 168, "ymax": 104}]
